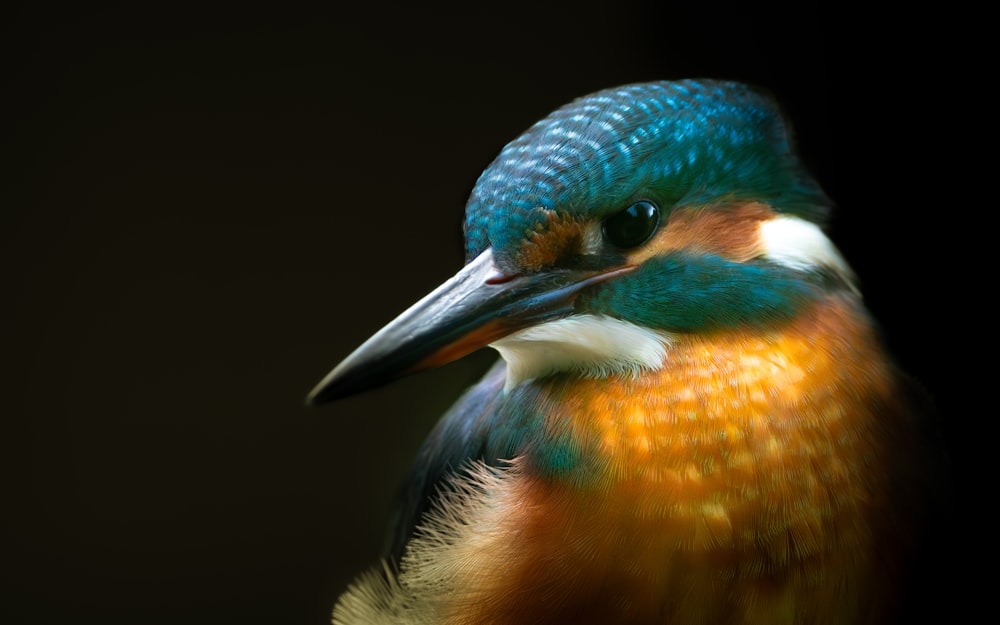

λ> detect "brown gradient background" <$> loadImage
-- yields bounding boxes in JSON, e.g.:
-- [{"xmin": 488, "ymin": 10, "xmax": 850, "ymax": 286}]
[{"xmin": 3, "ymin": 3, "xmax": 970, "ymax": 624}]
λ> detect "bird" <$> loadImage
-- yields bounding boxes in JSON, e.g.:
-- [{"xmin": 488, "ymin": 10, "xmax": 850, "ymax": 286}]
[{"xmin": 307, "ymin": 80, "xmax": 947, "ymax": 624}]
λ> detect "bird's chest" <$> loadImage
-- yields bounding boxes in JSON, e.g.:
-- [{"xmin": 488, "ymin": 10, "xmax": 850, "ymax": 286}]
[
  {"xmin": 452, "ymin": 315, "xmax": 909, "ymax": 624},
  {"xmin": 526, "ymin": 319, "xmax": 892, "ymax": 524}
]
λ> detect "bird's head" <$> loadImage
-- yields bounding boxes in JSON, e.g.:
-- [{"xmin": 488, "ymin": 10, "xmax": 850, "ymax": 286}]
[{"xmin": 307, "ymin": 80, "xmax": 856, "ymax": 405}]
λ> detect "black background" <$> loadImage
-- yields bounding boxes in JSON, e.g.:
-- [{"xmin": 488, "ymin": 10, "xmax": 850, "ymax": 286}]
[{"xmin": 3, "ymin": 2, "xmax": 971, "ymax": 624}]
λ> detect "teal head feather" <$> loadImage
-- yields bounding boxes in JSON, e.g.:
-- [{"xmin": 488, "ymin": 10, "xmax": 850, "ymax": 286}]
[{"xmin": 463, "ymin": 79, "xmax": 832, "ymax": 270}]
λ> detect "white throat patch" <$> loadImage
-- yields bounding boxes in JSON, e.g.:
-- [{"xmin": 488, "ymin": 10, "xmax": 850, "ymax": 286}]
[{"xmin": 490, "ymin": 314, "xmax": 672, "ymax": 390}]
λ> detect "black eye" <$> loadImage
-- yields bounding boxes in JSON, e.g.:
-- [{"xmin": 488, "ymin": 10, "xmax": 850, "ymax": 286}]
[{"xmin": 602, "ymin": 200, "xmax": 660, "ymax": 248}]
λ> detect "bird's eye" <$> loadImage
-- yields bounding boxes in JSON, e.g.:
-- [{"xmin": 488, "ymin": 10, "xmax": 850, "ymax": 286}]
[{"xmin": 602, "ymin": 200, "xmax": 660, "ymax": 249}]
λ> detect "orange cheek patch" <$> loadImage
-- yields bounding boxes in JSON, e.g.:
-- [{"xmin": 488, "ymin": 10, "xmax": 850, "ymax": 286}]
[
  {"xmin": 516, "ymin": 211, "xmax": 587, "ymax": 271},
  {"xmin": 628, "ymin": 202, "xmax": 776, "ymax": 265}
]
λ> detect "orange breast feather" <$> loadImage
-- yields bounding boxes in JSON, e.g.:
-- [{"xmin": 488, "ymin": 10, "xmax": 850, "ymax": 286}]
[{"xmin": 442, "ymin": 296, "xmax": 925, "ymax": 625}]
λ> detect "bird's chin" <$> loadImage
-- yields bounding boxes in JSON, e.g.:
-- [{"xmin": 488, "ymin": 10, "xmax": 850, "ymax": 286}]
[{"xmin": 490, "ymin": 314, "xmax": 672, "ymax": 390}]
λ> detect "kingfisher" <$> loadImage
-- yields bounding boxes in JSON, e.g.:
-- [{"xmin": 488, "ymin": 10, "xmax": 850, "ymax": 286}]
[{"xmin": 307, "ymin": 80, "xmax": 945, "ymax": 624}]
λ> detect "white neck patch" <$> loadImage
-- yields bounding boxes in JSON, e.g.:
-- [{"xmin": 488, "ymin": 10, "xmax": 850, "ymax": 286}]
[
  {"xmin": 490, "ymin": 314, "xmax": 672, "ymax": 390},
  {"xmin": 758, "ymin": 216, "xmax": 858, "ymax": 292}
]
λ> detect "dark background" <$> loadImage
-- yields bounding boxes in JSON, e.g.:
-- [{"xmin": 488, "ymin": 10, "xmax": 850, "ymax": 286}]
[{"xmin": 3, "ymin": 2, "xmax": 969, "ymax": 624}]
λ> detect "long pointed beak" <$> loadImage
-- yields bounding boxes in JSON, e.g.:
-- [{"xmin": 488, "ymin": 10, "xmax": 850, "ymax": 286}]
[{"xmin": 306, "ymin": 249, "xmax": 634, "ymax": 405}]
